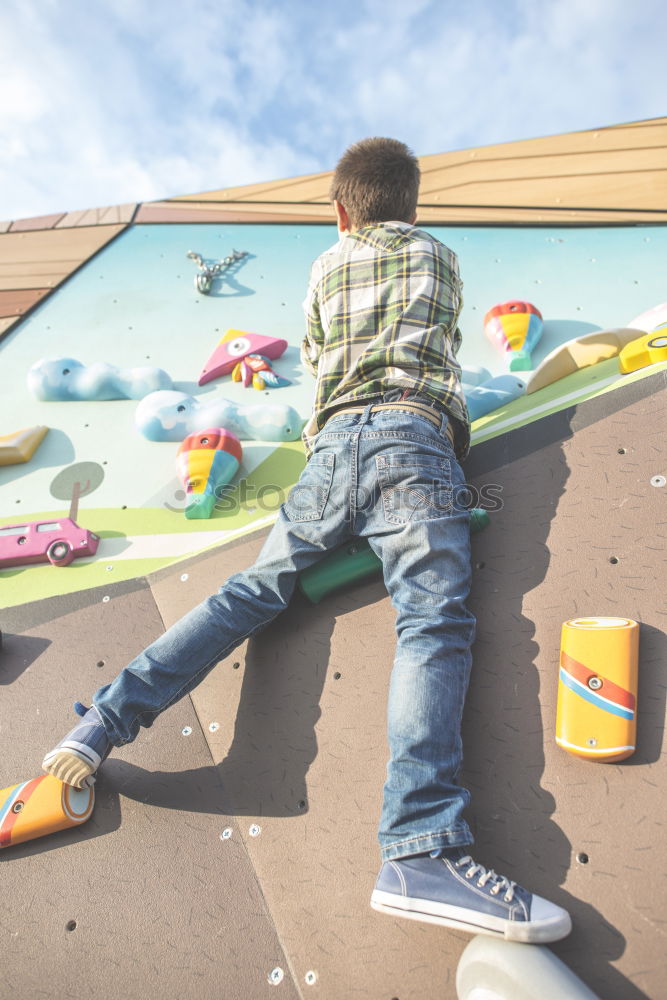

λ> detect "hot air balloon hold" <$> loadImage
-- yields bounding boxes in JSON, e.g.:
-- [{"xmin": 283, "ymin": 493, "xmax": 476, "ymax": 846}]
[
  {"xmin": 176, "ymin": 428, "xmax": 243, "ymax": 519},
  {"xmin": 484, "ymin": 301, "xmax": 544, "ymax": 372}
]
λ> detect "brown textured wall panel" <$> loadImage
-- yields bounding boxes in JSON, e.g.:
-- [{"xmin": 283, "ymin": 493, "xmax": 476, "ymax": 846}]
[
  {"xmin": 1, "ymin": 373, "xmax": 664, "ymax": 999},
  {"xmin": 147, "ymin": 372, "xmax": 665, "ymax": 1000},
  {"xmin": 0, "ymin": 584, "xmax": 301, "ymax": 1000},
  {"xmin": 0, "ymin": 224, "xmax": 127, "ymax": 291}
]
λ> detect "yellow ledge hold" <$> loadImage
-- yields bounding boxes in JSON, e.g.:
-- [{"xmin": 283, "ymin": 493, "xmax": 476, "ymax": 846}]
[
  {"xmin": 618, "ymin": 331, "xmax": 667, "ymax": 374},
  {"xmin": 525, "ymin": 328, "xmax": 642, "ymax": 394},
  {"xmin": 0, "ymin": 425, "xmax": 49, "ymax": 466}
]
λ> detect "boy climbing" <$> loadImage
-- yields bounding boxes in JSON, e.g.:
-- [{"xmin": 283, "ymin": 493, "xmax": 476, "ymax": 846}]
[{"xmin": 43, "ymin": 137, "xmax": 571, "ymax": 943}]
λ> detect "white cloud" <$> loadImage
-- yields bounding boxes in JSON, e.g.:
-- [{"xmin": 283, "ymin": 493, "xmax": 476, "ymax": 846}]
[{"xmin": 0, "ymin": 0, "xmax": 665, "ymax": 220}]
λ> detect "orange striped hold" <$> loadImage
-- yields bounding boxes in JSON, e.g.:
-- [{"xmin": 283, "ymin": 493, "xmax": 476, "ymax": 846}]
[
  {"xmin": 556, "ymin": 617, "xmax": 639, "ymax": 762},
  {"xmin": 0, "ymin": 774, "xmax": 94, "ymax": 848}
]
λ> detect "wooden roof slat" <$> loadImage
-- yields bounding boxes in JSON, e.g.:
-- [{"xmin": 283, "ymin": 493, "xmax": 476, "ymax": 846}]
[
  {"xmin": 163, "ymin": 117, "xmax": 667, "ymax": 222},
  {"xmin": 56, "ymin": 203, "xmax": 137, "ymax": 228},
  {"xmin": 420, "ymin": 150, "xmax": 667, "ymax": 192},
  {"xmin": 136, "ymin": 203, "xmax": 667, "ymax": 226},
  {"xmin": 0, "ymin": 225, "xmax": 127, "ymax": 291},
  {"xmin": 0, "ymin": 288, "xmax": 51, "ymax": 317},
  {"xmin": 9, "ymin": 213, "xmax": 66, "ymax": 232},
  {"xmin": 134, "ymin": 202, "xmax": 335, "ymax": 225},
  {"xmin": 170, "ymin": 172, "xmax": 332, "ymax": 205},
  {"xmin": 0, "ymin": 316, "xmax": 19, "ymax": 335}
]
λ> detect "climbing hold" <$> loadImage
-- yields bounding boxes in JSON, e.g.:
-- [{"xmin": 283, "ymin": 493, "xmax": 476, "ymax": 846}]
[
  {"xmin": 28, "ymin": 358, "xmax": 173, "ymax": 401},
  {"xmin": 465, "ymin": 375, "xmax": 526, "ymax": 421},
  {"xmin": 0, "ymin": 775, "xmax": 95, "ymax": 849},
  {"xmin": 484, "ymin": 301, "xmax": 543, "ymax": 371},
  {"xmin": 556, "ymin": 617, "xmax": 639, "ymax": 762},
  {"xmin": 231, "ymin": 354, "xmax": 291, "ymax": 390},
  {"xmin": 525, "ymin": 328, "xmax": 642, "ymax": 394},
  {"xmin": 0, "ymin": 425, "xmax": 49, "ymax": 466},
  {"xmin": 176, "ymin": 428, "xmax": 243, "ymax": 519},
  {"xmin": 136, "ymin": 390, "xmax": 303, "ymax": 443},
  {"xmin": 618, "ymin": 332, "xmax": 667, "ymax": 374},
  {"xmin": 198, "ymin": 329, "xmax": 288, "ymax": 386},
  {"xmin": 456, "ymin": 935, "xmax": 601, "ymax": 999}
]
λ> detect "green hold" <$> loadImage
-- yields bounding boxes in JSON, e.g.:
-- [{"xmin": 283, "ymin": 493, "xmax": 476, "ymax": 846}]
[
  {"xmin": 184, "ymin": 494, "xmax": 217, "ymax": 519},
  {"xmin": 298, "ymin": 507, "xmax": 490, "ymax": 604}
]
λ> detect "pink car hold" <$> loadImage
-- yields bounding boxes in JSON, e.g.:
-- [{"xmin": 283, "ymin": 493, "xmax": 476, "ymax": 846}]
[{"xmin": 0, "ymin": 518, "xmax": 100, "ymax": 568}]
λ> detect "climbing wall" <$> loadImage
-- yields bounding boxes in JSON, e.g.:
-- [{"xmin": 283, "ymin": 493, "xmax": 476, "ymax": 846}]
[
  {"xmin": 2, "ymin": 368, "xmax": 664, "ymax": 999},
  {"xmin": 1, "ymin": 120, "xmax": 666, "ymax": 995},
  {"xmin": 2, "ymin": 221, "xmax": 666, "ymax": 611}
]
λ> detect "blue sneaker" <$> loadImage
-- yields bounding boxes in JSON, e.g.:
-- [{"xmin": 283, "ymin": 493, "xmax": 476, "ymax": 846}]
[
  {"xmin": 371, "ymin": 848, "xmax": 572, "ymax": 943},
  {"xmin": 42, "ymin": 702, "xmax": 113, "ymax": 788}
]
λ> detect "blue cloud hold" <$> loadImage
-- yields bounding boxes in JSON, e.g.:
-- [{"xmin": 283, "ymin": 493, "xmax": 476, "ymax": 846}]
[
  {"xmin": 464, "ymin": 374, "xmax": 526, "ymax": 421},
  {"xmin": 135, "ymin": 390, "xmax": 304, "ymax": 442},
  {"xmin": 28, "ymin": 357, "xmax": 174, "ymax": 401}
]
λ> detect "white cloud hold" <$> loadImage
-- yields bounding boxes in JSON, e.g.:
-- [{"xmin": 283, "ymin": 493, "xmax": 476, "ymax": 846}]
[{"xmin": 0, "ymin": 0, "xmax": 665, "ymax": 220}]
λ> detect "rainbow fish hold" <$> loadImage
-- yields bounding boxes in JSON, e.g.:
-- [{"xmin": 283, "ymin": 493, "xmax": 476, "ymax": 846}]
[{"xmin": 176, "ymin": 428, "xmax": 243, "ymax": 519}]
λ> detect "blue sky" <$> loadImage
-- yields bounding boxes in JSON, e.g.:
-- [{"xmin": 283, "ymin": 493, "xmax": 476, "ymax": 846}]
[{"xmin": 1, "ymin": 0, "xmax": 665, "ymax": 221}]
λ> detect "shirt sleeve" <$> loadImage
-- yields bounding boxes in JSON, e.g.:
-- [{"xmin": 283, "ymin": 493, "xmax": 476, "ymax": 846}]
[{"xmin": 301, "ymin": 264, "xmax": 324, "ymax": 377}]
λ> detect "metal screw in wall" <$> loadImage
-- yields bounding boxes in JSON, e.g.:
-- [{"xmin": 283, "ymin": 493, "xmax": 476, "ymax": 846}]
[
  {"xmin": 305, "ymin": 971, "xmax": 317, "ymax": 986},
  {"xmin": 249, "ymin": 824, "xmax": 261, "ymax": 837},
  {"xmin": 208, "ymin": 722, "xmax": 220, "ymax": 733},
  {"xmin": 182, "ymin": 726, "xmax": 193, "ymax": 737},
  {"xmin": 650, "ymin": 475, "xmax": 666, "ymax": 488},
  {"xmin": 268, "ymin": 968, "xmax": 284, "ymax": 985},
  {"xmin": 220, "ymin": 828, "xmax": 233, "ymax": 841}
]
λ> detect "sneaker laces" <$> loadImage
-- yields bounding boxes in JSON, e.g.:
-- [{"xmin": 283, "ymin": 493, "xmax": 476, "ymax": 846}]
[{"xmin": 455, "ymin": 855, "xmax": 517, "ymax": 902}]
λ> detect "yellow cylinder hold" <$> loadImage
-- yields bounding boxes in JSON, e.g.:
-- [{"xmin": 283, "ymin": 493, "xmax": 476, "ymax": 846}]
[
  {"xmin": 555, "ymin": 617, "xmax": 639, "ymax": 762},
  {"xmin": 0, "ymin": 774, "xmax": 95, "ymax": 848}
]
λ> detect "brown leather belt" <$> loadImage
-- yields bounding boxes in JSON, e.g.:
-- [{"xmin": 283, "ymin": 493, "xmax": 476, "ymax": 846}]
[{"xmin": 326, "ymin": 401, "xmax": 454, "ymax": 446}]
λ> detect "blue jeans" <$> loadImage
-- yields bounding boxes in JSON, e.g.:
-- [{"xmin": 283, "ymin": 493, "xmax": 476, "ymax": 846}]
[{"xmin": 94, "ymin": 399, "xmax": 476, "ymax": 861}]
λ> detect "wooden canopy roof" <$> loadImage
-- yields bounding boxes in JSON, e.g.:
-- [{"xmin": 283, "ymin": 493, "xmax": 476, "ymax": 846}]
[{"xmin": 1, "ymin": 117, "xmax": 665, "ymax": 340}]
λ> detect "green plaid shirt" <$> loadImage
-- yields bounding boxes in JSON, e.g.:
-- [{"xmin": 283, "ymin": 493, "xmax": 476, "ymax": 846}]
[{"xmin": 301, "ymin": 221, "xmax": 470, "ymax": 458}]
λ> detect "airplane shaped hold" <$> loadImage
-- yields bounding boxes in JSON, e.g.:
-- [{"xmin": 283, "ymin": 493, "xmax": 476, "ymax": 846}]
[{"xmin": 198, "ymin": 329, "xmax": 288, "ymax": 386}]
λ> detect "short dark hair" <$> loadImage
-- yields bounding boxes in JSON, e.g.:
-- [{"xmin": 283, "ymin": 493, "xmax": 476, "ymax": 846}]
[{"xmin": 329, "ymin": 137, "xmax": 420, "ymax": 229}]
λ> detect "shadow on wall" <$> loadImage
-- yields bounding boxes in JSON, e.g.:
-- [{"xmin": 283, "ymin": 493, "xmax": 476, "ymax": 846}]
[
  {"xmin": 0, "ymin": 428, "xmax": 75, "ymax": 490},
  {"xmin": 460, "ymin": 408, "xmax": 653, "ymax": 1000}
]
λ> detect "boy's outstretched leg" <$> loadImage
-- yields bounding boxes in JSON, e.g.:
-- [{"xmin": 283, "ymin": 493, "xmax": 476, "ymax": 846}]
[
  {"xmin": 42, "ymin": 452, "xmax": 351, "ymax": 787},
  {"xmin": 362, "ymin": 426, "xmax": 571, "ymax": 943}
]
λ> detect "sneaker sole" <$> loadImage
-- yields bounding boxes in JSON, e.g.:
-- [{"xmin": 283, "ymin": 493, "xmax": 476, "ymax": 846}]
[
  {"xmin": 42, "ymin": 739, "xmax": 103, "ymax": 770},
  {"xmin": 370, "ymin": 890, "xmax": 572, "ymax": 943}
]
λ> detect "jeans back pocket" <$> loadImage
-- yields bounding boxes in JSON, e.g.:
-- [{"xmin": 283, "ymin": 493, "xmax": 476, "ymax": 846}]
[
  {"xmin": 284, "ymin": 452, "xmax": 336, "ymax": 522},
  {"xmin": 376, "ymin": 452, "xmax": 452, "ymax": 525}
]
